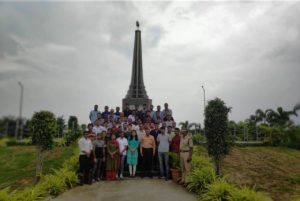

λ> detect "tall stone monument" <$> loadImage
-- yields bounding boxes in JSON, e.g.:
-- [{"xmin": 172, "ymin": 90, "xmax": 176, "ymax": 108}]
[{"xmin": 122, "ymin": 21, "xmax": 152, "ymax": 111}]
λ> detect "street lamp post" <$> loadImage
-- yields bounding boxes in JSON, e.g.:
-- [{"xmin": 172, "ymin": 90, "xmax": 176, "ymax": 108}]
[
  {"xmin": 201, "ymin": 85, "xmax": 206, "ymax": 136},
  {"xmin": 16, "ymin": 82, "xmax": 24, "ymax": 140}
]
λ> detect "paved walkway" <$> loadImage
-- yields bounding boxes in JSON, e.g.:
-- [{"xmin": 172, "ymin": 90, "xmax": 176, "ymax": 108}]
[{"xmin": 53, "ymin": 178, "xmax": 198, "ymax": 201}]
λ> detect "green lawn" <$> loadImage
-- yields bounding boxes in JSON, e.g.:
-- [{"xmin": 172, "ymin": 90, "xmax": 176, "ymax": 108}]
[
  {"xmin": 196, "ymin": 145, "xmax": 300, "ymax": 201},
  {"xmin": 0, "ymin": 140, "xmax": 76, "ymax": 190}
]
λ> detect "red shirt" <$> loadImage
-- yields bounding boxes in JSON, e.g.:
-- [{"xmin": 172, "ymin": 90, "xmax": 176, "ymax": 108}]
[{"xmin": 171, "ymin": 134, "xmax": 180, "ymax": 153}]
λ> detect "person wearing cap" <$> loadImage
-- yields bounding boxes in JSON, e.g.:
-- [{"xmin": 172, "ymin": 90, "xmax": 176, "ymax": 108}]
[
  {"xmin": 78, "ymin": 130, "xmax": 93, "ymax": 185},
  {"xmin": 179, "ymin": 129, "xmax": 193, "ymax": 184},
  {"xmin": 140, "ymin": 128, "xmax": 156, "ymax": 178}
]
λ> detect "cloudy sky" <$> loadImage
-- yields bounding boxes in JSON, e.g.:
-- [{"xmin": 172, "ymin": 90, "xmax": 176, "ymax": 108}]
[{"xmin": 0, "ymin": 1, "xmax": 300, "ymax": 126}]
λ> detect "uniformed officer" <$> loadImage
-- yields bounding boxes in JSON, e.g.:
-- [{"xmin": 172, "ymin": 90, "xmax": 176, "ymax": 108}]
[{"xmin": 179, "ymin": 129, "xmax": 193, "ymax": 184}]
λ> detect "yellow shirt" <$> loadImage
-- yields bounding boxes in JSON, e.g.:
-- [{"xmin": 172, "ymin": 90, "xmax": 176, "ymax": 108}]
[
  {"xmin": 180, "ymin": 135, "xmax": 193, "ymax": 151},
  {"xmin": 141, "ymin": 135, "xmax": 156, "ymax": 149}
]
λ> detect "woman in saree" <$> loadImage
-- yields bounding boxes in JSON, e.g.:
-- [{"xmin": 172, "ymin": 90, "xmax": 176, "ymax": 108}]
[
  {"xmin": 127, "ymin": 130, "xmax": 140, "ymax": 177},
  {"xmin": 106, "ymin": 134, "xmax": 120, "ymax": 180}
]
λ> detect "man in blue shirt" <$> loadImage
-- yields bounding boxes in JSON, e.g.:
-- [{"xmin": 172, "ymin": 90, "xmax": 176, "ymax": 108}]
[
  {"xmin": 89, "ymin": 105, "xmax": 99, "ymax": 124},
  {"xmin": 101, "ymin": 106, "xmax": 110, "ymax": 120}
]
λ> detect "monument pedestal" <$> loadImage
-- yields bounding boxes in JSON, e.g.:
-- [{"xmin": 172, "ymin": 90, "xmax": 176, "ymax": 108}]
[{"xmin": 122, "ymin": 98, "xmax": 152, "ymax": 111}]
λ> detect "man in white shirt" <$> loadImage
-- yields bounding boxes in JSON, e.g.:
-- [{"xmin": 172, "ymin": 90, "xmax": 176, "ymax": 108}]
[
  {"xmin": 136, "ymin": 124, "xmax": 146, "ymax": 141},
  {"xmin": 92, "ymin": 120, "xmax": 107, "ymax": 137},
  {"xmin": 78, "ymin": 131, "xmax": 93, "ymax": 185},
  {"xmin": 117, "ymin": 132, "xmax": 128, "ymax": 179}
]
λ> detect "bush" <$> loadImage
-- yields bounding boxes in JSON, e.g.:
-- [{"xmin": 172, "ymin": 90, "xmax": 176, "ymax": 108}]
[
  {"xmin": 186, "ymin": 167, "xmax": 216, "ymax": 194},
  {"xmin": 169, "ymin": 152, "xmax": 180, "ymax": 169},
  {"xmin": 282, "ymin": 126, "xmax": 300, "ymax": 149},
  {"xmin": 53, "ymin": 167, "xmax": 78, "ymax": 188},
  {"xmin": 202, "ymin": 179, "xmax": 236, "ymax": 201},
  {"xmin": 192, "ymin": 134, "xmax": 206, "ymax": 145},
  {"xmin": 191, "ymin": 154, "xmax": 214, "ymax": 171},
  {"xmin": 229, "ymin": 187, "xmax": 272, "ymax": 201},
  {"xmin": 0, "ymin": 187, "xmax": 17, "ymax": 201},
  {"xmin": 41, "ymin": 175, "xmax": 66, "ymax": 196},
  {"xmin": 16, "ymin": 185, "xmax": 46, "ymax": 201},
  {"xmin": 63, "ymin": 130, "xmax": 81, "ymax": 146},
  {"xmin": 63, "ymin": 154, "xmax": 79, "ymax": 172}
]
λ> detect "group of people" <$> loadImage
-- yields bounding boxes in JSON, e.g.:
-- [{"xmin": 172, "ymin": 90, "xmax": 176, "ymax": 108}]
[{"xmin": 78, "ymin": 103, "xmax": 193, "ymax": 185}]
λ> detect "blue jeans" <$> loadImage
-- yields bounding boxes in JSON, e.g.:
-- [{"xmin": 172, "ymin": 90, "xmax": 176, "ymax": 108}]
[
  {"xmin": 158, "ymin": 152, "xmax": 169, "ymax": 178},
  {"xmin": 118, "ymin": 155, "xmax": 126, "ymax": 176}
]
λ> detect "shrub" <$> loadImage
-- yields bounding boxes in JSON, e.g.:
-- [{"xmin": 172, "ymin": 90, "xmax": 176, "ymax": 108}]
[
  {"xmin": 0, "ymin": 187, "xmax": 17, "ymax": 201},
  {"xmin": 169, "ymin": 152, "xmax": 180, "ymax": 169},
  {"xmin": 63, "ymin": 130, "xmax": 81, "ymax": 146},
  {"xmin": 53, "ymin": 168, "xmax": 78, "ymax": 188},
  {"xmin": 191, "ymin": 154, "xmax": 214, "ymax": 171},
  {"xmin": 192, "ymin": 134, "xmax": 206, "ymax": 145},
  {"xmin": 229, "ymin": 186, "xmax": 272, "ymax": 201},
  {"xmin": 16, "ymin": 185, "xmax": 46, "ymax": 201},
  {"xmin": 62, "ymin": 148, "xmax": 79, "ymax": 172},
  {"xmin": 41, "ymin": 175, "xmax": 66, "ymax": 196},
  {"xmin": 186, "ymin": 167, "xmax": 216, "ymax": 194},
  {"xmin": 202, "ymin": 179, "xmax": 235, "ymax": 201},
  {"xmin": 282, "ymin": 126, "xmax": 300, "ymax": 149}
]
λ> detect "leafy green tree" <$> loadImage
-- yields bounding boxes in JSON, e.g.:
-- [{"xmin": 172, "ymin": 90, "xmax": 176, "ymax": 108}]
[
  {"xmin": 31, "ymin": 111, "xmax": 57, "ymax": 182},
  {"xmin": 56, "ymin": 116, "xmax": 65, "ymax": 137},
  {"xmin": 68, "ymin": 116, "xmax": 78, "ymax": 131},
  {"xmin": 81, "ymin": 124, "xmax": 87, "ymax": 131},
  {"xmin": 0, "ymin": 116, "xmax": 17, "ymax": 137},
  {"xmin": 205, "ymin": 98, "xmax": 232, "ymax": 176}
]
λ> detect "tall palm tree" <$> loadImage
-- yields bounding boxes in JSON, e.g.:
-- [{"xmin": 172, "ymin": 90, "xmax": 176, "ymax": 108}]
[
  {"xmin": 179, "ymin": 121, "xmax": 190, "ymax": 130},
  {"xmin": 255, "ymin": 109, "xmax": 266, "ymax": 124},
  {"xmin": 265, "ymin": 106, "xmax": 298, "ymax": 127},
  {"xmin": 188, "ymin": 122, "xmax": 201, "ymax": 134}
]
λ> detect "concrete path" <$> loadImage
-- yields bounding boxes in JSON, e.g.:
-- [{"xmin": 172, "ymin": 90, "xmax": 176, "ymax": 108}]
[{"xmin": 53, "ymin": 178, "xmax": 198, "ymax": 201}]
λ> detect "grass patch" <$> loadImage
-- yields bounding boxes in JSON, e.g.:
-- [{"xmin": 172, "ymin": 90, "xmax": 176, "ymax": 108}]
[
  {"xmin": 286, "ymin": 174, "xmax": 300, "ymax": 185},
  {"xmin": 220, "ymin": 146, "xmax": 300, "ymax": 201},
  {"xmin": 0, "ymin": 144, "xmax": 76, "ymax": 190}
]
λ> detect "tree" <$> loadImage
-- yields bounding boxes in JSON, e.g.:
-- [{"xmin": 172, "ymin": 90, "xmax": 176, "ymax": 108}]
[
  {"xmin": 68, "ymin": 116, "xmax": 78, "ymax": 131},
  {"xmin": 56, "ymin": 116, "xmax": 65, "ymax": 137},
  {"xmin": 189, "ymin": 122, "xmax": 201, "ymax": 134},
  {"xmin": 31, "ymin": 111, "xmax": 57, "ymax": 182},
  {"xmin": 265, "ymin": 107, "xmax": 297, "ymax": 127},
  {"xmin": 179, "ymin": 121, "xmax": 190, "ymax": 130},
  {"xmin": 205, "ymin": 98, "xmax": 232, "ymax": 176}
]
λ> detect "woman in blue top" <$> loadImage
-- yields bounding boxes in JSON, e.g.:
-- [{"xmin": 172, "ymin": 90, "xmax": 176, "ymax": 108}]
[{"xmin": 127, "ymin": 130, "xmax": 140, "ymax": 177}]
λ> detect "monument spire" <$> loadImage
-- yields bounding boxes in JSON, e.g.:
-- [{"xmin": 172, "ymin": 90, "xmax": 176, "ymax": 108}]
[{"xmin": 123, "ymin": 21, "xmax": 152, "ymax": 110}]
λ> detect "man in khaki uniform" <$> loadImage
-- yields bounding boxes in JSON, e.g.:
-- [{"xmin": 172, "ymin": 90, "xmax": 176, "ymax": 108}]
[{"xmin": 179, "ymin": 129, "xmax": 193, "ymax": 184}]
